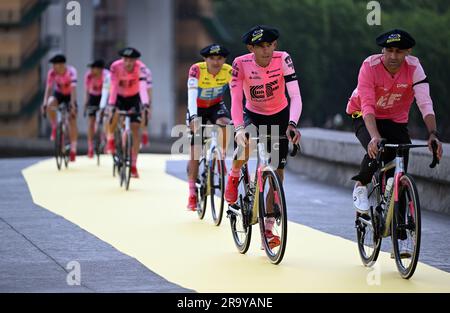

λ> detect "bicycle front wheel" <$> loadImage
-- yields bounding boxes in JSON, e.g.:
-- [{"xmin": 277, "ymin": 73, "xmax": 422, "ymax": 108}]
[
  {"xmin": 209, "ymin": 149, "xmax": 225, "ymax": 226},
  {"xmin": 54, "ymin": 123, "xmax": 63, "ymax": 170},
  {"xmin": 259, "ymin": 168, "xmax": 287, "ymax": 264},
  {"xmin": 229, "ymin": 166, "xmax": 252, "ymax": 254},
  {"xmin": 124, "ymin": 131, "xmax": 133, "ymax": 190},
  {"xmin": 391, "ymin": 174, "xmax": 421, "ymax": 279}
]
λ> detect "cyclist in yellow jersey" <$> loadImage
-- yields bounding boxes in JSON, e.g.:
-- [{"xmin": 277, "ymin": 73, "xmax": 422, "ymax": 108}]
[{"xmin": 186, "ymin": 44, "xmax": 232, "ymax": 210}]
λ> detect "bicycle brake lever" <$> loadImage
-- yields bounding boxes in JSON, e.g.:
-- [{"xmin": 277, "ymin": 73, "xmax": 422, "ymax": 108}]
[
  {"xmin": 290, "ymin": 143, "xmax": 300, "ymax": 157},
  {"xmin": 429, "ymin": 140, "xmax": 439, "ymax": 168}
]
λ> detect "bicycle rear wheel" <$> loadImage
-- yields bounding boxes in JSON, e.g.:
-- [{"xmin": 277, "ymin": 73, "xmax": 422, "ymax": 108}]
[
  {"xmin": 114, "ymin": 129, "xmax": 122, "ymax": 180},
  {"xmin": 209, "ymin": 148, "xmax": 225, "ymax": 226},
  {"xmin": 391, "ymin": 174, "xmax": 421, "ymax": 279},
  {"xmin": 259, "ymin": 168, "xmax": 287, "ymax": 264},
  {"xmin": 229, "ymin": 165, "xmax": 252, "ymax": 254},
  {"xmin": 356, "ymin": 176, "xmax": 382, "ymax": 267},
  {"xmin": 196, "ymin": 157, "xmax": 207, "ymax": 219},
  {"xmin": 54, "ymin": 123, "xmax": 63, "ymax": 170}
]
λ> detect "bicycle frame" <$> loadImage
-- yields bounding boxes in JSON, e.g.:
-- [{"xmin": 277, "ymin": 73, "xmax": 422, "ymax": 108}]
[
  {"xmin": 365, "ymin": 141, "xmax": 438, "ymax": 237},
  {"xmin": 228, "ymin": 135, "xmax": 282, "ymax": 225}
]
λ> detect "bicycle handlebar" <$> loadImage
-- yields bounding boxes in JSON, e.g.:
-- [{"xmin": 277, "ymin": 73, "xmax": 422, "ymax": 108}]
[
  {"xmin": 377, "ymin": 138, "xmax": 439, "ymax": 168},
  {"xmin": 242, "ymin": 131, "xmax": 300, "ymax": 157},
  {"xmin": 429, "ymin": 140, "xmax": 439, "ymax": 168}
]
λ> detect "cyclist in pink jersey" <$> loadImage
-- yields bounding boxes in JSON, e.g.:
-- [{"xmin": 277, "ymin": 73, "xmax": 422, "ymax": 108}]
[
  {"xmin": 41, "ymin": 54, "xmax": 79, "ymax": 162},
  {"xmin": 83, "ymin": 59, "xmax": 109, "ymax": 158},
  {"xmin": 105, "ymin": 47, "xmax": 150, "ymax": 178},
  {"xmin": 346, "ymin": 29, "xmax": 443, "ymax": 223},
  {"xmin": 225, "ymin": 25, "xmax": 303, "ymax": 248}
]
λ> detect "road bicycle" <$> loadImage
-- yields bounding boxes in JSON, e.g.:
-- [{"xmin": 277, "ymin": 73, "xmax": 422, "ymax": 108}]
[
  {"xmin": 355, "ymin": 139, "xmax": 439, "ymax": 279},
  {"xmin": 227, "ymin": 132, "xmax": 299, "ymax": 264}
]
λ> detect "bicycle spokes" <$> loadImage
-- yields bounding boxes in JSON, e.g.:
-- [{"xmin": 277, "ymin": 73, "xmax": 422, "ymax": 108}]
[
  {"xmin": 356, "ymin": 178, "xmax": 382, "ymax": 267},
  {"xmin": 392, "ymin": 174, "xmax": 421, "ymax": 279},
  {"xmin": 259, "ymin": 170, "xmax": 287, "ymax": 264}
]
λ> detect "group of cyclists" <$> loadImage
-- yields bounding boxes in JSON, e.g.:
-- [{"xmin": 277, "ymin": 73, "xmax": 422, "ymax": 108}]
[
  {"xmin": 41, "ymin": 24, "xmax": 443, "ymax": 254},
  {"xmin": 186, "ymin": 25, "xmax": 443, "ymax": 252},
  {"xmin": 41, "ymin": 47, "xmax": 152, "ymax": 178}
]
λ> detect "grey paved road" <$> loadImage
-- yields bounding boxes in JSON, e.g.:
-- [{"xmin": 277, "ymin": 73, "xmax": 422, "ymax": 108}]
[{"xmin": 0, "ymin": 158, "xmax": 191, "ymax": 293}]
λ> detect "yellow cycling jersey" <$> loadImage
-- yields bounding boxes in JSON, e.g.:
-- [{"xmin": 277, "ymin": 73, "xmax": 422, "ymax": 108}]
[{"xmin": 188, "ymin": 62, "xmax": 232, "ymax": 108}]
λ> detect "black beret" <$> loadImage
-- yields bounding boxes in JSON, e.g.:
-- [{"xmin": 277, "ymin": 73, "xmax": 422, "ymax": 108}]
[
  {"xmin": 376, "ymin": 29, "xmax": 416, "ymax": 49},
  {"xmin": 242, "ymin": 25, "xmax": 279, "ymax": 45},
  {"xmin": 49, "ymin": 54, "xmax": 66, "ymax": 63},
  {"xmin": 200, "ymin": 44, "xmax": 230, "ymax": 57},
  {"xmin": 88, "ymin": 59, "xmax": 105, "ymax": 68},
  {"xmin": 118, "ymin": 47, "xmax": 141, "ymax": 58}
]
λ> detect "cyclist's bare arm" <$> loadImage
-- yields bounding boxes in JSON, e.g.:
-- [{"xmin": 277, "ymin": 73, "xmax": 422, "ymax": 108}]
[
  {"xmin": 423, "ymin": 114, "xmax": 443, "ymax": 159},
  {"xmin": 363, "ymin": 114, "xmax": 382, "ymax": 159},
  {"xmin": 83, "ymin": 89, "xmax": 90, "ymax": 114},
  {"xmin": 70, "ymin": 86, "xmax": 77, "ymax": 108},
  {"xmin": 42, "ymin": 85, "xmax": 52, "ymax": 108}
]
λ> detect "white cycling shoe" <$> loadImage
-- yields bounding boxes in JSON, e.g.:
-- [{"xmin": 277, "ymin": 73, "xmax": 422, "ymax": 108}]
[{"xmin": 353, "ymin": 184, "xmax": 370, "ymax": 215}]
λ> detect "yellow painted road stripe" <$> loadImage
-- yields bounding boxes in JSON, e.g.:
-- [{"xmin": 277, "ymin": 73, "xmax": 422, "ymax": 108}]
[{"xmin": 23, "ymin": 154, "xmax": 450, "ymax": 292}]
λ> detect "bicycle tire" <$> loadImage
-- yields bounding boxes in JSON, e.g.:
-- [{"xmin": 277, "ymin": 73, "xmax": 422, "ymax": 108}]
[
  {"xmin": 209, "ymin": 149, "xmax": 225, "ymax": 226},
  {"xmin": 229, "ymin": 165, "xmax": 252, "ymax": 254},
  {"xmin": 54, "ymin": 123, "xmax": 63, "ymax": 170},
  {"xmin": 124, "ymin": 131, "xmax": 132, "ymax": 190},
  {"xmin": 356, "ymin": 176, "xmax": 382, "ymax": 267},
  {"xmin": 196, "ymin": 157, "xmax": 207, "ymax": 219},
  {"xmin": 259, "ymin": 168, "xmax": 287, "ymax": 264},
  {"xmin": 62, "ymin": 124, "xmax": 69, "ymax": 168},
  {"xmin": 391, "ymin": 174, "xmax": 421, "ymax": 279}
]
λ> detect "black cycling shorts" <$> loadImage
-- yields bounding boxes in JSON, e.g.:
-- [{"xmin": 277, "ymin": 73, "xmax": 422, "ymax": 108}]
[
  {"xmin": 87, "ymin": 94, "xmax": 102, "ymax": 117},
  {"xmin": 242, "ymin": 105, "xmax": 289, "ymax": 169},
  {"xmin": 116, "ymin": 94, "xmax": 141, "ymax": 123}
]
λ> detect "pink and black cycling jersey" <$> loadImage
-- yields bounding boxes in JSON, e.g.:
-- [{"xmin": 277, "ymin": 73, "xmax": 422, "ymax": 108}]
[
  {"xmin": 84, "ymin": 69, "xmax": 109, "ymax": 96},
  {"xmin": 346, "ymin": 54, "xmax": 434, "ymax": 123},
  {"xmin": 108, "ymin": 59, "xmax": 149, "ymax": 105},
  {"xmin": 46, "ymin": 66, "xmax": 77, "ymax": 96},
  {"xmin": 230, "ymin": 51, "xmax": 302, "ymax": 127}
]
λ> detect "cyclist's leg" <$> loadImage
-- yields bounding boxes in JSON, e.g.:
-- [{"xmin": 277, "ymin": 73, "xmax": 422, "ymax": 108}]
[
  {"xmin": 131, "ymin": 121, "xmax": 140, "ymax": 170},
  {"xmin": 225, "ymin": 109, "xmax": 256, "ymax": 204},
  {"xmin": 87, "ymin": 95, "xmax": 100, "ymax": 157},
  {"xmin": 352, "ymin": 117, "xmax": 377, "ymax": 186},
  {"xmin": 209, "ymin": 102, "xmax": 231, "ymax": 158},
  {"xmin": 187, "ymin": 130, "xmax": 201, "ymax": 209},
  {"xmin": 105, "ymin": 98, "xmax": 120, "ymax": 154},
  {"xmin": 67, "ymin": 97, "xmax": 78, "ymax": 160},
  {"xmin": 46, "ymin": 95, "xmax": 59, "ymax": 126},
  {"xmin": 127, "ymin": 94, "xmax": 142, "ymax": 176},
  {"xmin": 140, "ymin": 110, "xmax": 149, "ymax": 147},
  {"xmin": 46, "ymin": 95, "xmax": 59, "ymax": 140},
  {"xmin": 351, "ymin": 116, "xmax": 377, "ymax": 213},
  {"xmin": 381, "ymin": 120, "xmax": 412, "ymax": 243},
  {"xmin": 264, "ymin": 107, "xmax": 289, "ymax": 227},
  {"xmin": 381, "ymin": 120, "xmax": 411, "ymax": 171}
]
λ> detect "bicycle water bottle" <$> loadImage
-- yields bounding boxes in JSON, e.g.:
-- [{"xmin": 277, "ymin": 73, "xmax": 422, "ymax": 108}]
[{"xmin": 384, "ymin": 177, "xmax": 394, "ymax": 202}]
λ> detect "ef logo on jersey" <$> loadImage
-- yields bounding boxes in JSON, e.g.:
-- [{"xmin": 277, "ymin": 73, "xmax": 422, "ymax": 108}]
[
  {"xmin": 200, "ymin": 86, "xmax": 224, "ymax": 99},
  {"xmin": 250, "ymin": 80, "xmax": 279, "ymax": 100},
  {"xmin": 376, "ymin": 93, "xmax": 402, "ymax": 109}
]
